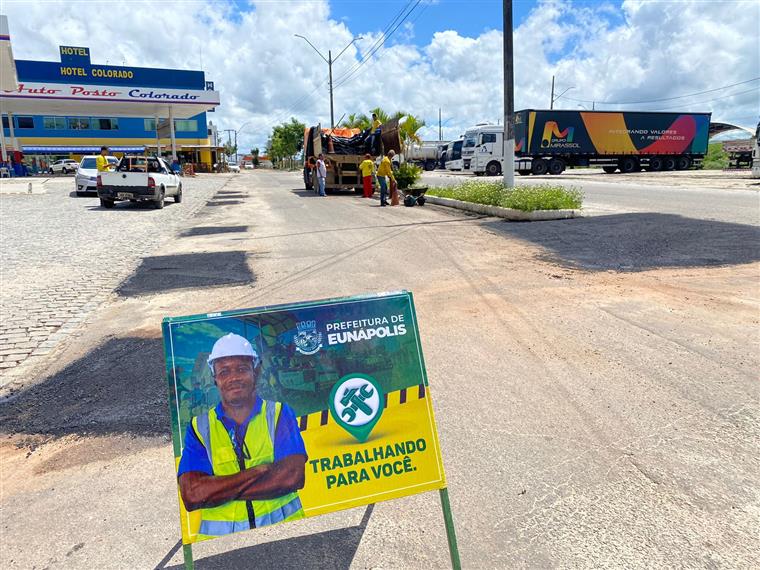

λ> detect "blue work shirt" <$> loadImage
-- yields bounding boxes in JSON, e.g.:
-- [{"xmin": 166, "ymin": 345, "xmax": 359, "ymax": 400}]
[{"xmin": 178, "ymin": 397, "xmax": 306, "ymax": 477}]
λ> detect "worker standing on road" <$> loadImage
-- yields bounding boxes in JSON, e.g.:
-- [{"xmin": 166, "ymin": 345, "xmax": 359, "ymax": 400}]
[
  {"xmin": 376, "ymin": 150, "xmax": 395, "ymax": 207},
  {"xmin": 359, "ymin": 153, "xmax": 375, "ymax": 198},
  {"xmin": 316, "ymin": 153, "xmax": 327, "ymax": 197},
  {"xmin": 96, "ymin": 146, "xmax": 115, "ymax": 172},
  {"xmin": 177, "ymin": 333, "xmax": 307, "ymax": 539}
]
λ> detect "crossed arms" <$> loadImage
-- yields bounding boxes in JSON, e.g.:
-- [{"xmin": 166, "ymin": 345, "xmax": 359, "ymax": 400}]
[{"xmin": 179, "ymin": 454, "xmax": 307, "ymax": 511}]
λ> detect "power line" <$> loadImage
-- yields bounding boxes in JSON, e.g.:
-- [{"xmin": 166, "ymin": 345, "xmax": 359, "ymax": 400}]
[
  {"xmin": 642, "ymin": 87, "xmax": 760, "ymax": 111},
  {"xmin": 559, "ymin": 77, "xmax": 760, "ymax": 105},
  {"xmin": 332, "ymin": 0, "xmax": 423, "ymax": 90}
]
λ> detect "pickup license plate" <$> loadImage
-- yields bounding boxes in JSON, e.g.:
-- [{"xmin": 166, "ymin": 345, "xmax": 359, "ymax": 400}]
[{"xmin": 117, "ymin": 192, "xmax": 133, "ymax": 200}]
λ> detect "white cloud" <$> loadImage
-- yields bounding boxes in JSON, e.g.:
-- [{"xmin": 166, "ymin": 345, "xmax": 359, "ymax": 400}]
[{"xmin": 2, "ymin": 0, "xmax": 758, "ymax": 151}]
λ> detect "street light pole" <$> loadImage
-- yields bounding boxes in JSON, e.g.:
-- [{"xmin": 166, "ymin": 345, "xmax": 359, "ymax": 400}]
[
  {"xmin": 502, "ymin": 0, "xmax": 515, "ymax": 188},
  {"xmin": 295, "ymin": 34, "xmax": 362, "ymax": 129}
]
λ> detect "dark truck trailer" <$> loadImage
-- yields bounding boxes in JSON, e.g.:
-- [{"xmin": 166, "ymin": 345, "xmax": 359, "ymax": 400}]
[{"xmin": 514, "ymin": 109, "xmax": 711, "ymax": 175}]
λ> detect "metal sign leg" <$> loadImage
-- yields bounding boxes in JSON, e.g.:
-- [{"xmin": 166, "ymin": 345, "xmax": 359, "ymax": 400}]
[
  {"xmin": 182, "ymin": 544, "xmax": 194, "ymax": 570},
  {"xmin": 439, "ymin": 487, "xmax": 462, "ymax": 570}
]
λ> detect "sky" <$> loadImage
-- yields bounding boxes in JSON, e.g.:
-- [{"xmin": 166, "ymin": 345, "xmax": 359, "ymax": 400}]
[{"xmin": 2, "ymin": 0, "xmax": 759, "ymax": 152}]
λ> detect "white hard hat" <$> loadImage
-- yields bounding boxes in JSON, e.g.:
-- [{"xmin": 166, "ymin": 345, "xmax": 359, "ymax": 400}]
[{"xmin": 207, "ymin": 333, "xmax": 259, "ymax": 373}]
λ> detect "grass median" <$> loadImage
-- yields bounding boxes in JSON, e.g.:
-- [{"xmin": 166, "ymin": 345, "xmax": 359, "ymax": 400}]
[{"xmin": 427, "ymin": 181, "xmax": 583, "ymax": 212}]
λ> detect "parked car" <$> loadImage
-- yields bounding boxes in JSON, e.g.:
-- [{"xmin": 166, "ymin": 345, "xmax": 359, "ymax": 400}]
[
  {"xmin": 243, "ymin": 163, "xmax": 254, "ymax": 169},
  {"xmin": 97, "ymin": 155, "xmax": 182, "ymax": 209},
  {"xmin": 229, "ymin": 163, "xmax": 241, "ymax": 173},
  {"xmin": 75, "ymin": 155, "xmax": 118, "ymax": 196},
  {"xmin": 49, "ymin": 159, "xmax": 79, "ymax": 175}
]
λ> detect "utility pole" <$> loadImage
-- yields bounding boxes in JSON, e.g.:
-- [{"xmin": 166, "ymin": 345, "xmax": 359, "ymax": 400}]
[
  {"xmin": 502, "ymin": 0, "xmax": 515, "ymax": 188},
  {"xmin": 550, "ymin": 75, "xmax": 555, "ymax": 109},
  {"xmin": 439, "ymin": 108, "xmax": 442, "ymax": 141},
  {"xmin": 295, "ymin": 34, "xmax": 362, "ymax": 129}
]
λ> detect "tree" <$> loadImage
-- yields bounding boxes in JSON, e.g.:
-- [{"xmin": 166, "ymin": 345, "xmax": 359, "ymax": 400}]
[
  {"xmin": 267, "ymin": 118, "xmax": 306, "ymax": 169},
  {"xmin": 251, "ymin": 147, "xmax": 260, "ymax": 166},
  {"xmin": 223, "ymin": 142, "xmax": 237, "ymax": 162}
]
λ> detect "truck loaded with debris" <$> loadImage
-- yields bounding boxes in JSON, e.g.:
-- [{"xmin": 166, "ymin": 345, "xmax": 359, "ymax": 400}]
[{"xmin": 303, "ymin": 119, "xmax": 402, "ymax": 192}]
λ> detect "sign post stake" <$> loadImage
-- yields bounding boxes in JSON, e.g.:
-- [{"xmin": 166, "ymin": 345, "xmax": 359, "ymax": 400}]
[
  {"xmin": 182, "ymin": 544, "xmax": 194, "ymax": 570},
  {"xmin": 439, "ymin": 487, "xmax": 462, "ymax": 570}
]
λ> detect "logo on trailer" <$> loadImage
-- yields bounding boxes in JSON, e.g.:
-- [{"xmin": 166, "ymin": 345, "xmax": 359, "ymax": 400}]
[
  {"xmin": 541, "ymin": 121, "xmax": 575, "ymax": 148},
  {"xmin": 294, "ymin": 320, "xmax": 323, "ymax": 355}
]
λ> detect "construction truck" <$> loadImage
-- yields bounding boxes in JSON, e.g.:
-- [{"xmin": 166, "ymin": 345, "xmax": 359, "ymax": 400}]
[{"xmin": 303, "ymin": 119, "xmax": 402, "ymax": 193}]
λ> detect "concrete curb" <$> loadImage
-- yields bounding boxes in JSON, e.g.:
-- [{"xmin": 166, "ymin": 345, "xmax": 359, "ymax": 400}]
[
  {"xmin": 0, "ymin": 178, "xmax": 48, "ymax": 195},
  {"xmin": 425, "ymin": 195, "xmax": 581, "ymax": 221}
]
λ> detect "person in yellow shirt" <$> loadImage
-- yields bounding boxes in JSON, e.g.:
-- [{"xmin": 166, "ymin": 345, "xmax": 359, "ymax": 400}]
[
  {"xmin": 359, "ymin": 153, "xmax": 375, "ymax": 198},
  {"xmin": 96, "ymin": 146, "xmax": 115, "ymax": 172},
  {"xmin": 376, "ymin": 150, "xmax": 396, "ymax": 207},
  {"xmin": 371, "ymin": 113, "xmax": 381, "ymax": 131}
]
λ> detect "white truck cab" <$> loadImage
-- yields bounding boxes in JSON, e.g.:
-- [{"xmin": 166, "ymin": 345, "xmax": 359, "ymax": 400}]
[{"xmin": 461, "ymin": 124, "xmax": 505, "ymax": 176}]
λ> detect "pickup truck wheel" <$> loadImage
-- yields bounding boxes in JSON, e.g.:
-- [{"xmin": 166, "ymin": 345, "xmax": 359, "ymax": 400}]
[
  {"xmin": 100, "ymin": 197, "xmax": 115, "ymax": 209},
  {"xmin": 154, "ymin": 188, "xmax": 165, "ymax": 209},
  {"xmin": 531, "ymin": 159, "xmax": 549, "ymax": 175},
  {"xmin": 174, "ymin": 184, "xmax": 183, "ymax": 203}
]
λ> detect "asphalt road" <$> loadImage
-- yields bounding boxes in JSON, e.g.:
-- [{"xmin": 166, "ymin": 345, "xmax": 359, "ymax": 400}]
[
  {"xmin": 1, "ymin": 170, "xmax": 758, "ymax": 569},
  {"xmin": 421, "ymin": 169, "xmax": 760, "ymax": 225}
]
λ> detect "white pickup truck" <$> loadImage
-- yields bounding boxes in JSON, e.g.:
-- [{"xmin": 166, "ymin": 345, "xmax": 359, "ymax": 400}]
[{"xmin": 97, "ymin": 156, "xmax": 182, "ymax": 209}]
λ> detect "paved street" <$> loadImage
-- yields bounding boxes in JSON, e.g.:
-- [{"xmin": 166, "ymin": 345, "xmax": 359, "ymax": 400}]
[
  {"xmin": 0, "ymin": 175, "xmax": 230, "ymax": 384},
  {"xmin": 1, "ymin": 170, "xmax": 758, "ymax": 569}
]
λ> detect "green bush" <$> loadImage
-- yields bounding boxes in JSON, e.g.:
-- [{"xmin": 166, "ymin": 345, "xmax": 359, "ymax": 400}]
[
  {"xmin": 702, "ymin": 142, "xmax": 729, "ymax": 170},
  {"xmin": 394, "ymin": 163, "xmax": 422, "ymax": 189},
  {"xmin": 427, "ymin": 181, "xmax": 583, "ymax": 212}
]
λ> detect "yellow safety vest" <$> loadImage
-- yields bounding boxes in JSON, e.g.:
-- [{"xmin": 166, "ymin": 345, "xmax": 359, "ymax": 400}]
[{"xmin": 191, "ymin": 401, "xmax": 304, "ymax": 538}]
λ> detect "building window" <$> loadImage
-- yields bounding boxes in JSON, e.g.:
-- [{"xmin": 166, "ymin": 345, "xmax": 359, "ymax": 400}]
[
  {"xmin": 144, "ymin": 119, "xmax": 156, "ymax": 131},
  {"xmin": 95, "ymin": 118, "xmax": 119, "ymax": 130},
  {"xmin": 43, "ymin": 117, "xmax": 67, "ymax": 130},
  {"xmin": 67, "ymin": 117, "xmax": 90, "ymax": 130},
  {"xmin": 15, "ymin": 116, "xmax": 35, "ymax": 129},
  {"xmin": 2, "ymin": 116, "xmax": 7, "ymax": 129},
  {"xmin": 174, "ymin": 120, "xmax": 197, "ymax": 132}
]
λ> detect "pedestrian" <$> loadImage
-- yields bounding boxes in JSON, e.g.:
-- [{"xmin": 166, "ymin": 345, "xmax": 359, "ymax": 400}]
[
  {"xmin": 316, "ymin": 153, "xmax": 327, "ymax": 197},
  {"xmin": 96, "ymin": 146, "xmax": 115, "ymax": 172},
  {"xmin": 369, "ymin": 113, "xmax": 382, "ymax": 155},
  {"xmin": 178, "ymin": 333, "xmax": 307, "ymax": 539},
  {"xmin": 359, "ymin": 153, "xmax": 375, "ymax": 198},
  {"xmin": 376, "ymin": 150, "xmax": 396, "ymax": 207}
]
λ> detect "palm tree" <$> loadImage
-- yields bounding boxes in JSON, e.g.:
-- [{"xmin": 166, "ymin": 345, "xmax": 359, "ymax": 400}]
[{"xmin": 340, "ymin": 113, "xmax": 371, "ymax": 129}]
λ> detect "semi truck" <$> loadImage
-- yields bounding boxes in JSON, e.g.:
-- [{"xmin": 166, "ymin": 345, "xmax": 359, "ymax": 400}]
[
  {"xmin": 444, "ymin": 137, "xmax": 464, "ymax": 171},
  {"xmin": 514, "ymin": 109, "xmax": 711, "ymax": 175},
  {"xmin": 461, "ymin": 123, "xmax": 504, "ymax": 175},
  {"xmin": 403, "ymin": 141, "xmax": 442, "ymax": 171},
  {"xmin": 752, "ymin": 121, "xmax": 760, "ymax": 179}
]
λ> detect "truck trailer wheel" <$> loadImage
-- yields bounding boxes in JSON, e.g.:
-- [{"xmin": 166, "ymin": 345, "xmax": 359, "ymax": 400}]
[
  {"xmin": 518, "ymin": 169, "xmax": 532, "ymax": 176},
  {"xmin": 603, "ymin": 166, "xmax": 618, "ymax": 174},
  {"xmin": 676, "ymin": 156, "xmax": 691, "ymax": 170},
  {"xmin": 664, "ymin": 157, "xmax": 676, "ymax": 171},
  {"xmin": 486, "ymin": 161, "xmax": 502, "ymax": 176},
  {"xmin": 424, "ymin": 160, "xmax": 436, "ymax": 171},
  {"xmin": 531, "ymin": 159, "xmax": 549, "ymax": 176},
  {"xmin": 548, "ymin": 158, "xmax": 565, "ymax": 175},
  {"xmin": 619, "ymin": 157, "xmax": 639, "ymax": 173},
  {"xmin": 648, "ymin": 157, "xmax": 664, "ymax": 171}
]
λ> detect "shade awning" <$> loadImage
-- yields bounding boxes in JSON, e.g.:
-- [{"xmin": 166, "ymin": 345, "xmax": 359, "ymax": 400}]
[
  {"xmin": 22, "ymin": 145, "xmax": 145, "ymax": 153},
  {"xmin": 1, "ymin": 81, "xmax": 219, "ymax": 119}
]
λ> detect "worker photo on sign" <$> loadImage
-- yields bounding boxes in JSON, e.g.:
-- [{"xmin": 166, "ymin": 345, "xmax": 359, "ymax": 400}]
[{"xmin": 176, "ymin": 332, "xmax": 307, "ymax": 540}]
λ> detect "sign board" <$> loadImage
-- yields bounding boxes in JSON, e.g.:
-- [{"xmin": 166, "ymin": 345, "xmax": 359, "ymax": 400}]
[{"xmin": 162, "ymin": 291, "xmax": 447, "ymax": 546}]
